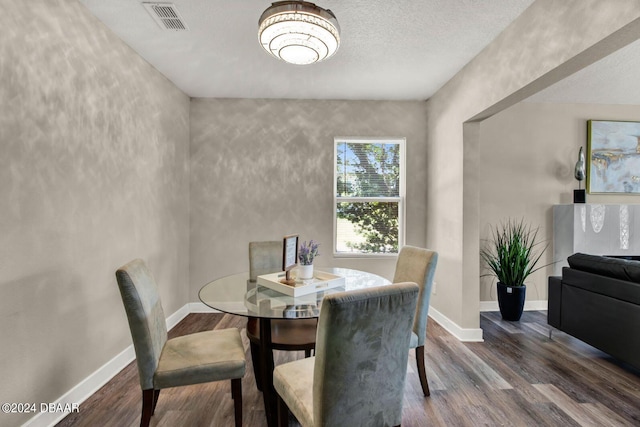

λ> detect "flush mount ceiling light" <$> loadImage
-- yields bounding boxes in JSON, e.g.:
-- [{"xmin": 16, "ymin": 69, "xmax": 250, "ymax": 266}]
[{"xmin": 258, "ymin": 1, "xmax": 340, "ymax": 65}]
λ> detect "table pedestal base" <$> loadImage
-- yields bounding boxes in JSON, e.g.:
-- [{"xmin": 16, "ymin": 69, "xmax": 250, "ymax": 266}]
[{"xmin": 258, "ymin": 318, "xmax": 277, "ymax": 427}]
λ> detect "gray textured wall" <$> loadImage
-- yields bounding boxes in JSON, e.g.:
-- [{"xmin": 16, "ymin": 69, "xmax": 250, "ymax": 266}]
[
  {"xmin": 5, "ymin": 0, "xmax": 640, "ymax": 421},
  {"xmin": 0, "ymin": 1, "xmax": 189, "ymax": 424},
  {"xmin": 479, "ymin": 101, "xmax": 640, "ymax": 302},
  {"xmin": 426, "ymin": 0, "xmax": 640, "ymax": 330},
  {"xmin": 189, "ymin": 98, "xmax": 428, "ymax": 298}
]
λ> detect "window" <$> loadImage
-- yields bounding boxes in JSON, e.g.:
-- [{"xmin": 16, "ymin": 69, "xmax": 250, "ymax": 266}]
[{"xmin": 334, "ymin": 137, "xmax": 405, "ymax": 256}]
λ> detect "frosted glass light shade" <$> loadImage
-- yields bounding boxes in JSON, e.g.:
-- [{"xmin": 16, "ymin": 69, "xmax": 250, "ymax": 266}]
[{"xmin": 258, "ymin": 1, "xmax": 340, "ymax": 65}]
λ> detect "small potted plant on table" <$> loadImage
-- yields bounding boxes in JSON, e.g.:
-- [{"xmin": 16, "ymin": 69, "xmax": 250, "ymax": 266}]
[
  {"xmin": 480, "ymin": 218, "xmax": 548, "ymax": 321},
  {"xmin": 298, "ymin": 240, "xmax": 320, "ymax": 280}
]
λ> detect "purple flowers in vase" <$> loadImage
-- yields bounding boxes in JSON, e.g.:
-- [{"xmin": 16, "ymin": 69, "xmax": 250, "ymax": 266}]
[{"xmin": 298, "ymin": 240, "xmax": 320, "ymax": 265}]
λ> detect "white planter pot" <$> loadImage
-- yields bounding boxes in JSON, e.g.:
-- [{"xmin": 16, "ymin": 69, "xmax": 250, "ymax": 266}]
[{"xmin": 297, "ymin": 264, "xmax": 314, "ymax": 280}]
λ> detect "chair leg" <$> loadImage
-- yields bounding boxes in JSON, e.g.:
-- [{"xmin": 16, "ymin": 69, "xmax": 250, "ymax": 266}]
[
  {"xmin": 277, "ymin": 393, "xmax": 289, "ymax": 427},
  {"xmin": 151, "ymin": 389, "xmax": 160, "ymax": 415},
  {"xmin": 416, "ymin": 345, "xmax": 430, "ymax": 396},
  {"xmin": 231, "ymin": 378, "xmax": 242, "ymax": 427},
  {"xmin": 304, "ymin": 349, "xmax": 312, "ymax": 358},
  {"xmin": 141, "ymin": 389, "xmax": 154, "ymax": 427},
  {"xmin": 250, "ymin": 341, "xmax": 263, "ymax": 391}
]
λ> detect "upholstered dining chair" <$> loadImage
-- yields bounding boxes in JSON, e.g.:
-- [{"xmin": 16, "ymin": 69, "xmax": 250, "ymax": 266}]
[
  {"xmin": 273, "ymin": 282, "xmax": 419, "ymax": 427},
  {"xmin": 247, "ymin": 241, "xmax": 317, "ymax": 389},
  {"xmin": 393, "ymin": 245, "xmax": 438, "ymax": 396},
  {"xmin": 115, "ymin": 259, "xmax": 246, "ymax": 427}
]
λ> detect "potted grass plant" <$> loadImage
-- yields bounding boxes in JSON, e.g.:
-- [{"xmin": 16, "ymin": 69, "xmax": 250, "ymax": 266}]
[{"xmin": 480, "ymin": 218, "xmax": 549, "ymax": 321}]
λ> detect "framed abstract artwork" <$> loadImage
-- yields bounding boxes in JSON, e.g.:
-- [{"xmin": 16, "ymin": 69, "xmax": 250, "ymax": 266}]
[{"xmin": 587, "ymin": 120, "xmax": 640, "ymax": 194}]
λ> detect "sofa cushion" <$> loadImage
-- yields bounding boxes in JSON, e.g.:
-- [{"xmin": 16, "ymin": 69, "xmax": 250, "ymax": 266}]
[{"xmin": 567, "ymin": 253, "xmax": 640, "ymax": 284}]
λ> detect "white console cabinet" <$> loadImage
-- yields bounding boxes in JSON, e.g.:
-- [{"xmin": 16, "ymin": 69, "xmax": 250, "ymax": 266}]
[{"xmin": 553, "ymin": 204, "xmax": 640, "ymax": 275}]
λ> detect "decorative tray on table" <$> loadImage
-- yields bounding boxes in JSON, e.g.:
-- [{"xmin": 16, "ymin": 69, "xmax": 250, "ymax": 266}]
[{"xmin": 257, "ymin": 270, "xmax": 345, "ymax": 297}]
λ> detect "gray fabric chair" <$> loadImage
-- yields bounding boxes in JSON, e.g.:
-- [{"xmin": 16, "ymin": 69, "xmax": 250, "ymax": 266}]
[
  {"xmin": 247, "ymin": 241, "xmax": 317, "ymax": 390},
  {"xmin": 392, "ymin": 245, "xmax": 438, "ymax": 396},
  {"xmin": 115, "ymin": 259, "xmax": 246, "ymax": 427},
  {"xmin": 273, "ymin": 282, "xmax": 419, "ymax": 427}
]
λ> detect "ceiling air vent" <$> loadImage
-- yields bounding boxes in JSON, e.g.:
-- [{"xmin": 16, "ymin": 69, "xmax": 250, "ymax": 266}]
[{"xmin": 143, "ymin": 3, "xmax": 189, "ymax": 31}]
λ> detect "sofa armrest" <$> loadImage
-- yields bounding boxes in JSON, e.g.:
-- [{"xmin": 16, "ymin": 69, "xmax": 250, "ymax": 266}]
[{"xmin": 548, "ymin": 276, "xmax": 562, "ymax": 328}]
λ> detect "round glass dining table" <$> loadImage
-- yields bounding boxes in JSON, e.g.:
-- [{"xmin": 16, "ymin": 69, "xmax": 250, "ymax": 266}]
[
  {"xmin": 199, "ymin": 267, "xmax": 390, "ymax": 427},
  {"xmin": 199, "ymin": 267, "xmax": 390, "ymax": 319}
]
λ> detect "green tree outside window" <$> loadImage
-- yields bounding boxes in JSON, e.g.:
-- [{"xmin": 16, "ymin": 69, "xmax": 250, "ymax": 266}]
[{"xmin": 335, "ymin": 140, "xmax": 404, "ymax": 254}]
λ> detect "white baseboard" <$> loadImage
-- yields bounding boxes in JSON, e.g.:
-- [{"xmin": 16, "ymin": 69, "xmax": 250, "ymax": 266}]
[
  {"xmin": 428, "ymin": 307, "xmax": 484, "ymax": 342},
  {"xmin": 189, "ymin": 302, "xmax": 220, "ymax": 313},
  {"xmin": 166, "ymin": 303, "xmax": 192, "ymax": 328},
  {"xmin": 479, "ymin": 300, "xmax": 548, "ymax": 312},
  {"xmin": 21, "ymin": 343, "xmax": 136, "ymax": 427},
  {"xmin": 22, "ymin": 304, "xmax": 192, "ymax": 427}
]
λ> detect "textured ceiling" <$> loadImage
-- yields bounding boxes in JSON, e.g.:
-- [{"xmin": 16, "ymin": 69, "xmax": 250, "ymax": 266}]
[
  {"xmin": 80, "ymin": 0, "xmax": 535, "ymax": 100},
  {"xmin": 80, "ymin": 0, "xmax": 640, "ymax": 104}
]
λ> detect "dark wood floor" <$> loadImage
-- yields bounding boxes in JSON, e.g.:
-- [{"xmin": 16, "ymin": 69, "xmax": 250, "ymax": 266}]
[{"xmin": 57, "ymin": 311, "xmax": 640, "ymax": 427}]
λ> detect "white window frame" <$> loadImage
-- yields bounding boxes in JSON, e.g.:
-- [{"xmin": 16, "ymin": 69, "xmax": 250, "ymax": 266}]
[{"xmin": 333, "ymin": 137, "xmax": 406, "ymax": 258}]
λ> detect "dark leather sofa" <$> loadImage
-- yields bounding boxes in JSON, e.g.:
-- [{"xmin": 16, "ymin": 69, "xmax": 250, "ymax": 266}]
[{"xmin": 548, "ymin": 253, "xmax": 640, "ymax": 370}]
